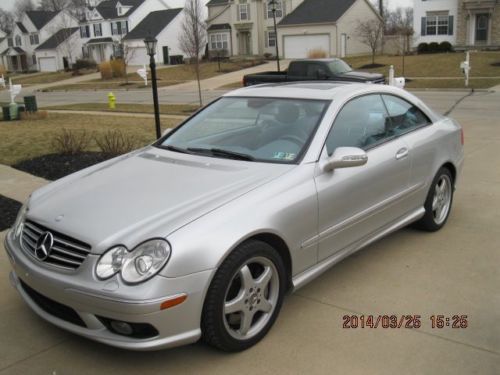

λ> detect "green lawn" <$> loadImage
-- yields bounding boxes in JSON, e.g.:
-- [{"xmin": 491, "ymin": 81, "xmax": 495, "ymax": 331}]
[
  {"xmin": 0, "ymin": 113, "xmax": 182, "ymax": 165},
  {"xmin": 42, "ymin": 103, "xmax": 198, "ymax": 116},
  {"xmin": 47, "ymin": 60, "xmax": 264, "ymax": 91}
]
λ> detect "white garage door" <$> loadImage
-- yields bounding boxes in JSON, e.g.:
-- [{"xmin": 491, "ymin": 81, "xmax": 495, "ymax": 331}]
[
  {"xmin": 284, "ymin": 34, "xmax": 330, "ymax": 59},
  {"xmin": 38, "ymin": 57, "xmax": 57, "ymax": 72},
  {"xmin": 127, "ymin": 47, "xmax": 148, "ymax": 66}
]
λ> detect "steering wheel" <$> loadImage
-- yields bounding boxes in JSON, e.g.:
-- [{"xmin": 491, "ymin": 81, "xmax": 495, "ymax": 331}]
[{"xmin": 278, "ymin": 134, "xmax": 305, "ymax": 147}]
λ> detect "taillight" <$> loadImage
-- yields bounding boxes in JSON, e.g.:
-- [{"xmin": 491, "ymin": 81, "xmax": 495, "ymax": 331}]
[{"xmin": 460, "ymin": 128, "xmax": 464, "ymax": 145}]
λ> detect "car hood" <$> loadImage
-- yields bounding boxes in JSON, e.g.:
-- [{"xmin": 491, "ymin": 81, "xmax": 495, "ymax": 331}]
[
  {"xmin": 341, "ymin": 70, "xmax": 384, "ymax": 81},
  {"xmin": 27, "ymin": 147, "xmax": 294, "ymax": 254}
]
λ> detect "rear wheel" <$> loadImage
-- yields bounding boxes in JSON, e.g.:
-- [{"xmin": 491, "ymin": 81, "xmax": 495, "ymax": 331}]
[
  {"xmin": 415, "ymin": 167, "xmax": 454, "ymax": 231},
  {"xmin": 202, "ymin": 240, "xmax": 286, "ymax": 352}
]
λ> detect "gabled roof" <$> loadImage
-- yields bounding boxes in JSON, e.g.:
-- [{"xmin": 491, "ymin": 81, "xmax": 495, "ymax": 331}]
[
  {"xmin": 208, "ymin": 23, "xmax": 231, "ymax": 31},
  {"xmin": 35, "ymin": 27, "xmax": 79, "ymax": 50},
  {"xmin": 26, "ymin": 10, "xmax": 59, "ymax": 30},
  {"xmin": 279, "ymin": 0, "xmax": 357, "ymax": 26},
  {"xmin": 123, "ymin": 8, "xmax": 182, "ymax": 40},
  {"xmin": 16, "ymin": 22, "xmax": 28, "ymax": 34},
  {"xmin": 1, "ymin": 47, "xmax": 25, "ymax": 55},
  {"xmin": 86, "ymin": 37, "xmax": 114, "ymax": 44},
  {"xmin": 207, "ymin": 0, "xmax": 229, "ymax": 6},
  {"xmin": 95, "ymin": 0, "xmax": 145, "ymax": 20}
]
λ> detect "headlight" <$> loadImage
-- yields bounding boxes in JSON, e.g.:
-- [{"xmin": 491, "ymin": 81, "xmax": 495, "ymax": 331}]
[
  {"xmin": 13, "ymin": 203, "xmax": 28, "ymax": 239},
  {"xmin": 95, "ymin": 239, "xmax": 171, "ymax": 284},
  {"xmin": 95, "ymin": 246, "xmax": 127, "ymax": 280}
]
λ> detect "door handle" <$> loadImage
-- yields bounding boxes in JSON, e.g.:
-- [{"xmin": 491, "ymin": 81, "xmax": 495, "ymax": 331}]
[{"xmin": 395, "ymin": 147, "xmax": 409, "ymax": 160}]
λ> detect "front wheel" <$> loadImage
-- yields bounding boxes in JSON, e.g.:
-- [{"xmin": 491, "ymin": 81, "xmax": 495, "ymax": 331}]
[
  {"xmin": 201, "ymin": 240, "xmax": 286, "ymax": 352},
  {"xmin": 415, "ymin": 167, "xmax": 454, "ymax": 231}
]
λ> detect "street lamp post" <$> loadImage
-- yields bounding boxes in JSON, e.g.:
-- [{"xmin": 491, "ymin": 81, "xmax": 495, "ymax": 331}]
[
  {"xmin": 270, "ymin": 0, "xmax": 280, "ymax": 72},
  {"xmin": 144, "ymin": 35, "xmax": 161, "ymax": 139}
]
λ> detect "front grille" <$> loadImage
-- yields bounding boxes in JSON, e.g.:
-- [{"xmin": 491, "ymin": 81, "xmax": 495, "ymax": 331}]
[
  {"xmin": 21, "ymin": 219, "xmax": 91, "ymax": 270},
  {"xmin": 20, "ymin": 279, "xmax": 86, "ymax": 327}
]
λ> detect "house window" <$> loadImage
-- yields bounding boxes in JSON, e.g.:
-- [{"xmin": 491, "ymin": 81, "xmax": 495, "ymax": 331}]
[
  {"xmin": 112, "ymin": 21, "xmax": 128, "ymax": 35},
  {"xmin": 266, "ymin": 30, "xmax": 276, "ymax": 47},
  {"xmin": 30, "ymin": 34, "xmax": 39, "ymax": 45},
  {"xmin": 238, "ymin": 1, "xmax": 250, "ymax": 21},
  {"xmin": 32, "ymin": 55, "xmax": 37, "ymax": 65},
  {"xmin": 267, "ymin": 1, "xmax": 282, "ymax": 18},
  {"xmin": 210, "ymin": 33, "xmax": 229, "ymax": 50},
  {"xmin": 93, "ymin": 23, "xmax": 102, "ymax": 37},
  {"xmin": 80, "ymin": 25, "xmax": 90, "ymax": 38},
  {"xmin": 15, "ymin": 35, "xmax": 22, "ymax": 46},
  {"xmin": 7, "ymin": 38, "xmax": 13, "ymax": 47},
  {"xmin": 425, "ymin": 13, "xmax": 450, "ymax": 35}
]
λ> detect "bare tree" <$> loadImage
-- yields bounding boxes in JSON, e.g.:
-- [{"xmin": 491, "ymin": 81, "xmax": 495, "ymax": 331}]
[
  {"xmin": 14, "ymin": 0, "xmax": 36, "ymax": 20},
  {"xmin": 39, "ymin": 0, "xmax": 87, "ymax": 20},
  {"xmin": 384, "ymin": 7, "xmax": 414, "ymax": 75},
  {"xmin": 179, "ymin": 0, "xmax": 207, "ymax": 106},
  {"xmin": 355, "ymin": 19, "xmax": 384, "ymax": 65},
  {"xmin": 0, "ymin": 9, "xmax": 15, "ymax": 34}
]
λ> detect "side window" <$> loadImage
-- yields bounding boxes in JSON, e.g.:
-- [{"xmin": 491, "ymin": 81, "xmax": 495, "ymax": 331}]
[
  {"xmin": 325, "ymin": 94, "xmax": 392, "ymax": 155},
  {"xmin": 382, "ymin": 95, "xmax": 431, "ymax": 136},
  {"xmin": 306, "ymin": 63, "xmax": 326, "ymax": 78}
]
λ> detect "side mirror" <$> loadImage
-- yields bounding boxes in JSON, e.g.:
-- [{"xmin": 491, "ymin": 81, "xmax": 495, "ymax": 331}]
[
  {"xmin": 322, "ymin": 147, "xmax": 368, "ymax": 172},
  {"xmin": 162, "ymin": 128, "xmax": 173, "ymax": 137}
]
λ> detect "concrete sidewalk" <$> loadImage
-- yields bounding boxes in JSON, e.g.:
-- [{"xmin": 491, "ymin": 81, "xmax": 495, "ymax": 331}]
[
  {"xmin": 0, "ymin": 165, "xmax": 47, "ymax": 203},
  {"xmin": 45, "ymin": 109, "xmax": 187, "ymax": 121}
]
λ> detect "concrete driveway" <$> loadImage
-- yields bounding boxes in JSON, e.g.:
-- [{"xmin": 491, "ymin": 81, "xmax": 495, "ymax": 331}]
[{"xmin": 0, "ymin": 91, "xmax": 499, "ymax": 374}]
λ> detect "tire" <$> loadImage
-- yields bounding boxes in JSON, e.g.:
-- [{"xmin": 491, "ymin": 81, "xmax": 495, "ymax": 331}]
[
  {"xmin": 415, "ymin": 167, "xmax": 454, "ymax": 232},
  {"xmin": 201, "ymin": 240, "xmax": 286, "ymax": 352}
]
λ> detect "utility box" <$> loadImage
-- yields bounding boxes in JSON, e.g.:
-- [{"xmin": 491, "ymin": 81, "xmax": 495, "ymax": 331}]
[
  {"xmin": 2, "ymin": 106, "xmax": 10, "ymax": 121},
  {"xmin": 24, "ymin": 95, "xmax": 38, "ymax": 113}
]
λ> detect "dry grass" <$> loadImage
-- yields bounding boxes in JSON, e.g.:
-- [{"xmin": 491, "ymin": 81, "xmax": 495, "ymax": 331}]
[
  {"xmin": 7, "ymin": 70, "xmax": 92, "ymax": 85},
  {"xmin": 99, "ymin": 61, "xmax": 113, "ymax": 79},
  {"xmin": 0, "ymin": 113, "xmax": 181, "ymax": 165},
  {"xmin": 405, "ymin": 77, "xmax": 500, "ymax": 89},
  {"xmin": 47, "ymin": 60, "xmax": 265, "ymax": 91},
  {"xmin": 42, "ymin": 103, "xmax": 198, "ymax": 115},
  {"xmin": 307, "ymin": 49, "xmax": 328, "ymax": 58}
]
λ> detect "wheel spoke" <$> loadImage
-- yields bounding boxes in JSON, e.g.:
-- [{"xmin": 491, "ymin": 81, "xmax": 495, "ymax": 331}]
[
  {"xmin": 255, "ymin": 266, "xmax": 273, "ymax": 290},
  {"xmin": 432, "ymin": 195, "xmax": 439, "ymax": 211},
  {"xmin": 239, "ymin": 265, "xmax": 254, "ymax": 291},
  {"xmin": 239, "ymin": 310, "xmax": 254, "ymax": 335},
  {"xmin": 224, "ymin": 292, "xmax": 246, "ymax": 314},
  {"xmin": 258, "ymin": 298, "xmax": 273, "ymax": 313}
]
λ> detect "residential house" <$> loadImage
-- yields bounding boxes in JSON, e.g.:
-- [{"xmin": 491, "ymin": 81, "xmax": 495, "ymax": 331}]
[
  {"xmin": 206, "ymin": 0, "xmax": 304, "ymax": 57},
  {"xmin": 122, "ymin": 8, "xmax": 184, "ymax": 66},
  {"xmin": 35, "ymin": 27, "xmax": 82, "ymax": 71},
  {"xmin": 79, "ymin": 0, "xmax": 170, "ymax": 64},
  {"xmin": 277, "ymin": 0, "xmax": 382, "ymax": 58},
  {"xmin": 1, "ymin": 10, "xmax": 78, "ymax": 72},
  {"xmin": 206, "ymin": 0, "xmax": 382, "ymax": 59},
  {"xmin": 414, "ymin": 0, "xmax": 500, "ymax": 48}
]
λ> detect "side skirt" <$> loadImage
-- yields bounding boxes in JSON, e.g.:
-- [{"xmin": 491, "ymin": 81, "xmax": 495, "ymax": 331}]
[{"xmin": 291, "ymin": 207, "xmax": 425, "ymax": 291}]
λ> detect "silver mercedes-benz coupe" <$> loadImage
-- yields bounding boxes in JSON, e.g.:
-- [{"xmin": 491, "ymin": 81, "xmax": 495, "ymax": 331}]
[{"xmin": 5, "ymin": 82, "xmax": 464, "ymax": 352}]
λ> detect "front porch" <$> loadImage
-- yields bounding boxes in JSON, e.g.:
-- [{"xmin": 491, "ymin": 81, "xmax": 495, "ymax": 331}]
[
  {"xmin": 84, "ymin": 38, "xmax": 115, "ymax": 64},
  {"xmin": 458, "ymin": 0, "xmax": 500, "ymax": 47},
  {"xmin": 1, "ymin": 47, "xmax": 29, "ymax": 72}
]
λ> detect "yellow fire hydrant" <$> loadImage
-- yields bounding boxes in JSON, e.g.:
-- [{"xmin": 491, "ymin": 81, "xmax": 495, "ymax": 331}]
[{"xmin": 108, "ymin": 92, "xmax": 116, "ymax": 110}]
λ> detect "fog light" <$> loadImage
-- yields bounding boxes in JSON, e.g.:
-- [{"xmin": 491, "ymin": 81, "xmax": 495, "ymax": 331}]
[{"xmin": 110, "ymin": 320, "xmax": 133, "ymax": 335}]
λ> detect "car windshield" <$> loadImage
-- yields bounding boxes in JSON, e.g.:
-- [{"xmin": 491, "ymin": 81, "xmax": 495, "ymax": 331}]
[
  {"xmin": 328, "ymin": 60, "xmax": 352, "ymax": 74},
  {"xmin": 157, "ymin": 97, "xmax": 330, "ymax": 163}
]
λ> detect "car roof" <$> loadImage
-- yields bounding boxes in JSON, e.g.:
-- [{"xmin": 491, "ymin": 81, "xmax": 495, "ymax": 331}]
[{"xmin": 224, "ymin": 82, "xmax": 403, "ymax": 101}]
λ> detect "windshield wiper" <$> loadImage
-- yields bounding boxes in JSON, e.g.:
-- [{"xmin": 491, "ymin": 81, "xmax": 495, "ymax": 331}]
[
  {"xmin": 161, "ymin": 145, "xmax": 192, "ymax": 154},
  {"xmin": 187, "ymin": 147, "xmax": 255, "ymax": 161}
]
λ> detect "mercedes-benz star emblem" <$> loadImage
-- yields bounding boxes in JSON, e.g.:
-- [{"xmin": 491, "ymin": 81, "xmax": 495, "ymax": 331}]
[{"xmin": 35, "ymin": 232, "xmax": 54, "ymax": 261}]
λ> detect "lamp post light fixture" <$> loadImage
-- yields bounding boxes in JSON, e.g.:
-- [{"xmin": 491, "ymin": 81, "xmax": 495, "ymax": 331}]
[
  {"xmin": 144, "ymin": 35, "xmax": 161, "ymax": 139},
  {"xmin": 269, "ymin": 0, "xmax": 281, "ymax": 72}
]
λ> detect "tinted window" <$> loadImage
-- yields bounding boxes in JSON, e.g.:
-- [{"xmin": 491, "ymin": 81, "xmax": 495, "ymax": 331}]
[
  {"xmin": 382, "ymin": 95, "xmax": 430, "ymax": 136},
  {"xmin": 306, "ymin": 63, "xmax": 327, "ymax": 78},
  {"xmin": 325, "ymin": 94, "xmax": 393, "ymax": 155},
  {"xmin": 327, "ymin": 60, "xmax": 352, "ymax": 74}
]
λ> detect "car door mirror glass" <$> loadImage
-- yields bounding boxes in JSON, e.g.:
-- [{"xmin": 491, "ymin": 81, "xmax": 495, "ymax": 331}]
[{"xmin": 322, "ymin": 147, "xmax": 368, "ymax": 172}]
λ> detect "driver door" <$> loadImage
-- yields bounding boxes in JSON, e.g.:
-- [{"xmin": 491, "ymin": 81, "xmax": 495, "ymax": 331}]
[{"xmin": 314, "ymin": 94, "xmax": 411, "ymax": 261}]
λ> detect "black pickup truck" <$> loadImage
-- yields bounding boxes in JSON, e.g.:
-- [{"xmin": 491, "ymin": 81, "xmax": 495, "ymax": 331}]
[{"xmin": 243, "ymin": 58, "xmax": 385, "ymax": 86}]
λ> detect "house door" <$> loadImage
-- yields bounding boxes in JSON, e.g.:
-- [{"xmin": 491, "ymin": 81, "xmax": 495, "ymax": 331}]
[
  {"xmin": 238, "ymin": 32, "xmax": 251, "ymax": 55},
  {"xmin": 475, "ymin": 14, "xmax": 488, "ymax": 43},
  {"xmin": 63, "ymin": 57, "xmax": 69, "ymax": 70},
  {"xmin": 163, "ymin": 46, "xmax": 169, "ymax": 64}
]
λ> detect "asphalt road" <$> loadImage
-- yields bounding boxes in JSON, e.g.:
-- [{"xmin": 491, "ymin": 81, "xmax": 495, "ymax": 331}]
[{"xmin": 0, "ymin": 89, "xmax": 499, "ymax": 374}]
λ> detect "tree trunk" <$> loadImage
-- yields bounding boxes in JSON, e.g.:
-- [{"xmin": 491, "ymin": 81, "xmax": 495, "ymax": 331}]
[
  {"xmin": 124, "ymin": 63, "xmax": 129, "ymax": 85},
  {"xmin": 372, "ymin": 50, "xmax": 375, "ymax": 65},
  {"xmin": 195, "ymin": 59, "xmax": 202, "ymax": 107}
]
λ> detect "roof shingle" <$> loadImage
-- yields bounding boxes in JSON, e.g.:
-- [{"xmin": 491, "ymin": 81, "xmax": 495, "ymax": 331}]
[
  {"xmin": 279, "ymin": 0, "xmax": 357, "ymax": 26},
  {"xmin": 35, "ymin": 27, "xmax": 79, "ymax": 50},
  {"xmin": 26, "ymin": 10, "xmax": 59, "ymax": 30},
  {"xmin": 95, "ymin": 0, "xmax": 145, "ymax": 20},
  {"xmin": 123, "ymin": 8, "xmax": 182, "ymax": 40}
]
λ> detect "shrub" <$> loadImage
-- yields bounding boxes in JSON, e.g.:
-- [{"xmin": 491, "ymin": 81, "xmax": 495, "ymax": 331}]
[
  {"xmin": 52, "ymin": 129, "xmax": 92, "ymax": 155},
  {"xmin": 95, "ymin": 130, "xmax": 138, "ymax": 156},
  {"xmin": 99, "ymin": 61, "xmax": 113, "ymax": 79},
  {"xmin": 20, "ymin": 110, "xmax": 48, "ymax": 121},
  {"xmin": 110, "ymin": 58, "xmax": 126, "ymax": 77},
  {"xmin": 428, "ymin": 42, "xmax": 440, "ymax": 53},
  {"xmin": 0, "ymin": 65, "xmax": 6, "ymax": 75},
  {"xmin": 73, "ymin": 59, "xmax": 96, "ymax": 71},
  {"xmin": 307, "ymin": 49, "xmax": 328, "ymax": 58},
  {"xmin": 439, "ymin": 41, "xmax": 453, "ymax": 52},
  {"xmin": 417, "ymin": 43, "xmax": 429, "ymax": 54},
  {"xmin": 263, "ymin": 52, "xmax": 273, "ymax": 60}
]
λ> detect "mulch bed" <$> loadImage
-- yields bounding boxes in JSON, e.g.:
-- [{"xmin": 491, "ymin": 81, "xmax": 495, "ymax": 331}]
[
  {"xmin": 12, "ymin": 152, "xmax": 113, "ymax": 181},
  {"xmin": 359, "ymin": 63, "xmax": 386, "ymax": 69},
  {"xmin": 491, "ymin": 62, "xmax": 500, "ymax": 67},
  {"xmin": 0, "ymin": 195, "xmax": 22, "ymax": 231}
]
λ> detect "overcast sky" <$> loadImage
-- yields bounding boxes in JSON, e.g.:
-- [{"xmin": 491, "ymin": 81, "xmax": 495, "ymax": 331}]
[{"xmin": 0, "ymin": 0, "xmax": 413, "ymax": 12}]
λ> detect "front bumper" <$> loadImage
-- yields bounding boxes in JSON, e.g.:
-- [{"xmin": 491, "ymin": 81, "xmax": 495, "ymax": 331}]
[{"xmin": 4, "ymin": 232, "xmax": 212, "ymax": 350}]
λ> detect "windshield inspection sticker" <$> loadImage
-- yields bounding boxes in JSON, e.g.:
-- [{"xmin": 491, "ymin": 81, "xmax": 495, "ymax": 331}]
[{"xmin": 273, "ymin": 152, "xmax": 296, "ymax": 160}]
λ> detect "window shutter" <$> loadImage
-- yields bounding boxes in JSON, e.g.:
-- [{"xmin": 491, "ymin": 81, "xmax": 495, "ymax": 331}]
[
  {"xmin": 448, "ymin": 15, "xmax": 454, "ymax": 35},
  {"xmin": 264, "ymin": 2, "xmax": 267, "ymax": 19},
  {"xmin": 248, "ymin": 5, "xmax": 251, "ymax": 20},
  {"xmin": 125, "ymin": 21, "xmax": 128, "ymax": 34},
  {"xmin": 237, "ymin": 6, "xmax": 241, "ymax": 21},
  {"xmin": 265, "ymin": 31, "xmax": 268, "ymax": 47},
  {"xmin": 421, "ymin": 17, "xmax": 426, "ymax": 36},
  {"xmin": 283, "ymin": 0, "xmax": 287, "ymax": 17}
]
